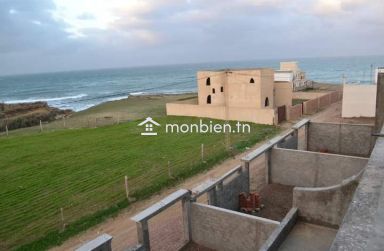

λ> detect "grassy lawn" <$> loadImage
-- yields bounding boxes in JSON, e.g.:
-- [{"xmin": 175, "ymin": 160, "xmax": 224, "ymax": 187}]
[{"xmin": 0, "ymin": 116, "xmax": 278, "ymax": 250}]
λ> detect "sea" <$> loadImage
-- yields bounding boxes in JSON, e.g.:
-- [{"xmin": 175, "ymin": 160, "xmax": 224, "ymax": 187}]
[{"xmin": 0, "ymin": 55, "xmax": 383, "ymax": 112}]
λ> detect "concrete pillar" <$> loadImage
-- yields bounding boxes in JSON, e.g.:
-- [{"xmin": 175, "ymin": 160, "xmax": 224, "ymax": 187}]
[
  {"xmin": 182, "ymin": 196, "xmax": 192, "ymax": 243},
  {"xmin": 375, "ymin": 73, "xmax": 384, "ymax": 133},
  {"xmin": 136, "ymin": 221, "xmax": 150, "ymax": 251},
  {"xmin": 265, "ymin": 150, "xmax": 271, "ymax": 184}
]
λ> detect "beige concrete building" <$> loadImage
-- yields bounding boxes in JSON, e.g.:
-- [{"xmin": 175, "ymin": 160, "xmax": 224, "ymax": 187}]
[
  {"xmin": 342, "ymin": 83, "xmax": 376, "ymax": 118},
  {"xmin": 166, "ymin": 68, "xmax": 293, "ymax": 125}
]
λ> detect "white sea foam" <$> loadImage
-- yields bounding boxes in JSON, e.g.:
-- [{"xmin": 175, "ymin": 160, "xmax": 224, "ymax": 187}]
[{"xmin": 4, "ymin": 94, "xmax": 88, "ymax": 104}]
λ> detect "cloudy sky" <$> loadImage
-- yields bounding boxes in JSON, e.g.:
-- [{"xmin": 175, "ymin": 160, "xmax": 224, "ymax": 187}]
[{"xmin": 0, "ymin": 0, "xmax": 383, "ymax": 75}]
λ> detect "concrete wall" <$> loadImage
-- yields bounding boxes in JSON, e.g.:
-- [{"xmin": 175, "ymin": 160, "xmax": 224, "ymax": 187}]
[
  {"xmin": 274, "ymin": 82, "xmax": 293, "ymax": 108},
  {"xmin": 293, "ymin": 91, "xmax": 327, "ymax": 100},
  {"xmin": 190, "ymin": 203, "xmax": 279, "ymax": 251},
  {"xmin": 277, "ymin": 134, "xmax": 298, "ymax": 150},
  {"xmin": 248, "ymin": 154, "xmax": 267, "ymax": 192},
  {"xmin": 270, "ymin": 148, "xmax": 367, "ymax": 187},
  {"xmin": 303, "ymin": 98, "xmax": 319, "ymax": 114},
  {"xmin": 166, "ymin": 103, "xmax": 276, "ymax": 125},
  {"xmin": 293, "ymin": 174, "xmax": 360, "ymax": 227},
  {"xmin": 330, "ymin": 124, "xmax": 384, "ymax": 251},
  {"xmin": 342, "ymin": 84, "xmax": 376, "ymax": 118},
  {"xmin": 307, "ymin": 122, "xmax": 374, "ymax": 157},
  {"xmin": 208, "ymin": 166, "xmax": 249, "ymax": 211},
  {"xmin": 287, "ymin": 104, "xmax": 303, "ymax": 121}
]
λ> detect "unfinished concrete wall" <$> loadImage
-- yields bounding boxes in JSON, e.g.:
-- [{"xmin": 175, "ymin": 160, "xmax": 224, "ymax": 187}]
[
  {"xmin": 293, "ymin": 174, "xmax": 360, "ymax": 227},
  {"xmin": 308, "ymin": 122, "xmax": 374, "ymax": 157},
  {"xmin": 331, "ymin": 124, "xmax": 384, "ymax": 251},
  {"xmin": 270, "ymin": 148, "xmax": 367, "ymax": 187},
  {"xmin": 287, "ymin": 104, "xmax": 303, "ymax": 121},
  {"xmin": 248, "ymin": 154, "xmax": 267, "ymax": 192},
  {"xmin": 208, "ymin": 167, "xmax": 249, "ymax": 210},
  {"xmin": 190, "ymin": 203, "xmax": 279, "ymax": 251},
  {"xmin": 277, "ymin": 133, "xmax": 298, "ymax": 150}
]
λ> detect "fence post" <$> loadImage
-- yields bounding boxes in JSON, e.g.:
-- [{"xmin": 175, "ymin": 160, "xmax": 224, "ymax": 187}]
[
  {"xmin": 201, "ymin": 143, "xmax": 204, "ymax": 162},
  {"xmin": 182, "ymin": 194, "xmax": 192, "ymax": 243},
  {"xmin": 63, "ymin": 117, "xmax": 66, "ymax": 128},
  {"xmin": 60, "ymin": 207, "xmax": 65, "ymax": 230},
  {"xmin": 40, "ymin": 120, "xmax": 43, "ymax": 132},
  {"xmin": 125, "ymin": 176, "xmax": 130, "ymax": 200},
  {"xmin": 5, "ymin": 125, "xmax": 8, "ymax": 136},
  {"xmin": 168, "ymin": 161, "xmax": 172, "ymax": 178}
]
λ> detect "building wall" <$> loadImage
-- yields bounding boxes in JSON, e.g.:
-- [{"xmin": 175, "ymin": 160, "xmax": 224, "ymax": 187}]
[
  {"xmin": 280, "ymin": 61, "xmax": 299, "ymax": 72},
  {"xmin": 166, "ymin": 103, "xmax": 276, "ymax": 125},
  {"xmin": 342, "ymin": 84, "xmax": 376, "ymax": 118},
  {"xmin": 274, "ymin": 81, "xmax": 293, "ymax": 108},
  {"xmin": 307, "ymin": 122, "xmax": 374, "ymax": 157},
  {"xmin": 190, "ymin": 203, "xmax": 279, "ymax": 251},
  {"xmin": 197, "ymin": 71, "xmax": 226, "ymax": 106},
  {"xmin": 270, "ymin": 147, "xmax": 367, "ymax": 187},
  {"xmin": 197, "ymin": 69, "xmax": 274, "ymax": 109},
  {"xmin": 287, "ymin": 104, "xmax": 303, "ymax": 121}
]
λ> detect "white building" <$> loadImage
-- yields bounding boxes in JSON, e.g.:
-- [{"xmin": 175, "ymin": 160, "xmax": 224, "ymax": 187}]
[{"xmin": 274, "ymin": 61, "xmax": 313, "ymax": 91}]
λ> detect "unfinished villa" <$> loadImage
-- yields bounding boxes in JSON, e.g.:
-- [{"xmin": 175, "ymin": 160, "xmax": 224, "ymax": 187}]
[
  {"xmin": 166, "ymin": 62, "xmax": 316, "ymax": 125},
  {"xmin": 77, "ymin": 74, "xmax": 384, "ymax": 251}
]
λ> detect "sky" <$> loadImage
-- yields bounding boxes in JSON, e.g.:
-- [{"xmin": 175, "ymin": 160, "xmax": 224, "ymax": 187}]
[{"xmin": 0, "ymin": 0, "xmax": 383, "ymax": 75}]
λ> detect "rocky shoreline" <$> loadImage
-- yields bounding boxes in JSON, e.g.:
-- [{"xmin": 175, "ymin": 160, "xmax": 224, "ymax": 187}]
[{"xmin": 0, "ymin": 102, "xmax": 72, "ymax": 131}]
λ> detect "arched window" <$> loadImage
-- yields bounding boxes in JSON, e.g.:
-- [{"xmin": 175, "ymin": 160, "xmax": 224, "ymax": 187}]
[
  {"xmin": 250, "ymin": 78, "xmax": 255, "ymax": 83},
  {"xmin": 212, "ymin": 88, "xmax": 215, "ymax": 94},
  {"xmin": 265, "ymin": 97, "xmax": 269, "ymax": 107},
  {"xmin": 220, "ymin": 86, "xmax": 224, "ymax": 92},
  {"xmin": 207, "ymin": 95, "xmax": 212, "ymax": 104},
  {"xmin": 206, "ymin": 78, "xmax": 211, "ymax": 86}
]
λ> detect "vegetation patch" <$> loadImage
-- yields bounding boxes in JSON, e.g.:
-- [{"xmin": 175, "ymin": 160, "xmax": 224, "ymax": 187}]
[{"xmin": 0, "ymin": 116, "xmax": 278, "ymax": 250}]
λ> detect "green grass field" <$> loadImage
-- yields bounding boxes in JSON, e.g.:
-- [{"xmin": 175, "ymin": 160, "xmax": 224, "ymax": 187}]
[{"xmin": 0, "ymin": 116, "xmax": 278, "ymax": 250}]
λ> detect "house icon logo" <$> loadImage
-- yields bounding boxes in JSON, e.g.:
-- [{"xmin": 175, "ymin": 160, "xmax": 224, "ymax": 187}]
[{"xmin": 138, "ymin": 117, "xmax": 161, "ymax": 136}]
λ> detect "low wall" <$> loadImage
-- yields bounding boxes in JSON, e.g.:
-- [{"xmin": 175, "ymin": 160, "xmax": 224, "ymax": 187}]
[
  {"xmin": 166, "ymin": 103, "xmax": 276, "ymax": 125},
  {"xmin": 293, "ymin": 173, "xmax": 361, "ymax": 227},
  {"xmin": 342, "ymin": 84, "xmax": 376, "ymax": 118},
  {"xmin": 302, "ymin": 91, "xmax": 342, "ymax": 115},
  {"xmin": 303, "ymin": 98, "xmax": 319, "ymax": 114},
  {"xmin": 287, "ymin": 104, "xmax": 303, "ymax": 121},
  {"xmin": 208, "ymin": 166, "xmax": 249, "ymax": 211},
  {"xmin": 190, "ymin": 203, "xmax": 279, "ymax": 251},
  {"xmin": 293, "ymin": 91, "xmax": 328, "ymax": 100},
  {"xmin": 270, "ymin": 148, "xmax": 367, "ymax": 187},
  {"xmin": 166, "ymin": 103, "xmax": 226, "ymax": 120},
  {"xmin": 307, "ymin": 122, "xmax": 374, "ymax": 157}
]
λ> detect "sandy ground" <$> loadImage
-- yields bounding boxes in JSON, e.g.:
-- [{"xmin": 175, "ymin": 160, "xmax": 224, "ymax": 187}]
[{"xmin": 50, "ymin": 85, "xmax": 375, "ymax": 251}]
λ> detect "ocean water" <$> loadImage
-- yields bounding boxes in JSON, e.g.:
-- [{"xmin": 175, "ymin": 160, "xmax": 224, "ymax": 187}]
[{"xmin": 0, "ymin": 55, "xmax": 383, "ymax": 111}]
